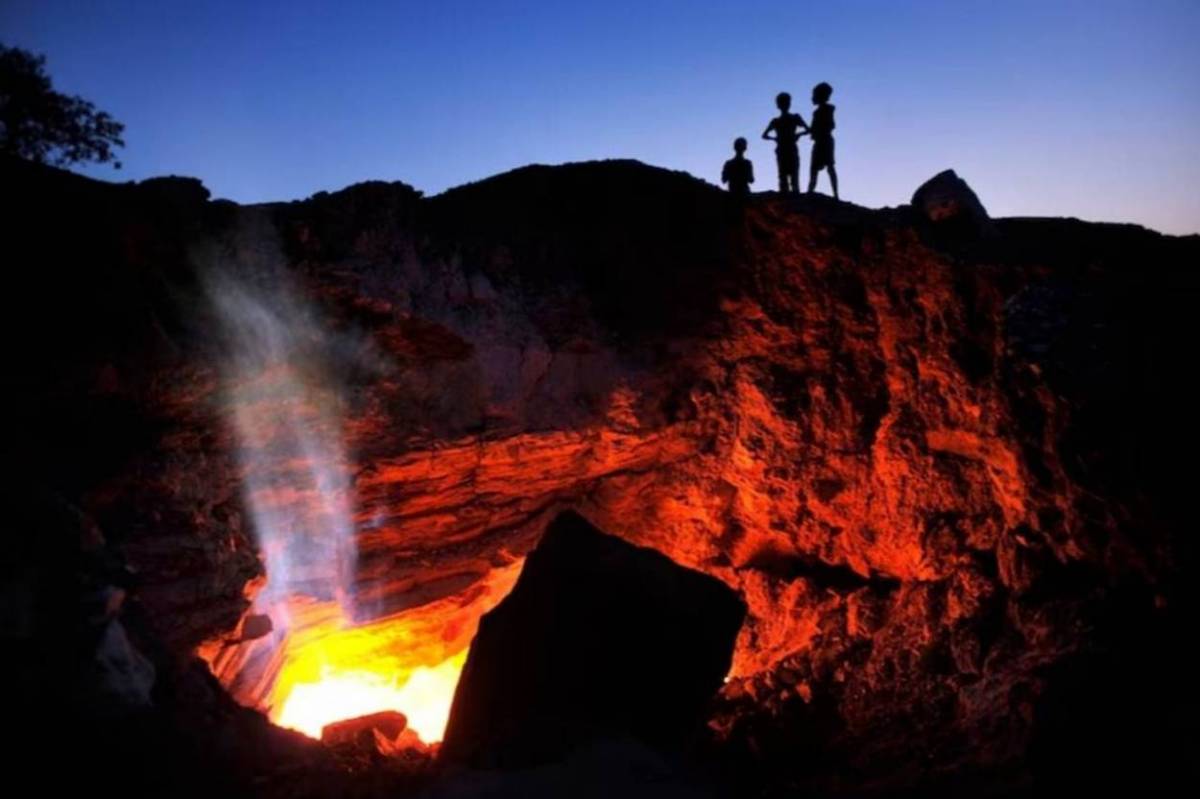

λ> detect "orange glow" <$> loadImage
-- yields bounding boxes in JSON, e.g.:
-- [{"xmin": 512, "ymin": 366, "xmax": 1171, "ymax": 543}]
[
  {"xmin": 202, "ymin": 559, "xmax": 522, "ymax": 747},
  {"xmin": 275, "ymin": 648, "xmax": 467, "ymax": 742}
]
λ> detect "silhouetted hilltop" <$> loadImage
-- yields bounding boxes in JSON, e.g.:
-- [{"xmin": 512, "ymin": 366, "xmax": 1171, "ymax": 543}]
[{"xmin": 427, "ymin": 160, "xmax": 740, "ymax": 341}]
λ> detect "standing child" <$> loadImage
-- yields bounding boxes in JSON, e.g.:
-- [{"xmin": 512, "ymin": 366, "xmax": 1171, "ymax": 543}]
[
  {"xmin": 807, "ymin": 82, "xmax": 838, "ymax": 199},
  {"xmin": 762, "ymin": 92, "xmax": 808, "ymax": 194},
  {"xmin": 721, "ymin": 137, "xmax": 754, "ymax": 197}
]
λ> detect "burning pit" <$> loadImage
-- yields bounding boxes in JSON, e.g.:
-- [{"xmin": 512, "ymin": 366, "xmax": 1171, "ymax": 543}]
[{"xmin": 200, "ymin": 561, "xmax": 521, "ymax": 746}]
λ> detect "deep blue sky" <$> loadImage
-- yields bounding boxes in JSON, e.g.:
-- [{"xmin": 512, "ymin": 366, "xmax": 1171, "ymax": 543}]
[{"xmin": 4, "ymin": 0, "xmax": 1198, "ymax": 233}]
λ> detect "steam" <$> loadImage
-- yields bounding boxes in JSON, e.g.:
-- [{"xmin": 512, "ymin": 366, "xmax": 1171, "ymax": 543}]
[
  {"xmin": 194, "ymin": 239, "xmax": 519, "ymax": 743},
  {"xmin": 205, "ymin": 265, "xmax": 359, "ymax": 620}
]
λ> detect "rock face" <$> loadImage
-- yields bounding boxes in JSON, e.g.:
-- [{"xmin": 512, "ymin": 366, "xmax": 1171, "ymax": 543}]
[
  {"xmin": 439, "ymin": 510, "xmax": 746, "ymax": 769},
  {"xmin": 7, "ymin": 154, "xmax": 1193, "ymax": 795}
]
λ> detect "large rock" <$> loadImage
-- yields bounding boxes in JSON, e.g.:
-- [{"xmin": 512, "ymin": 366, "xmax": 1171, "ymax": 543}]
[
  {"xmin": 439, "ymin": 511, "xmax": 746, "ymax": 769},
  {"xmin": 911, "ymin": 168, "xmax": 991, "ymax": 232}
]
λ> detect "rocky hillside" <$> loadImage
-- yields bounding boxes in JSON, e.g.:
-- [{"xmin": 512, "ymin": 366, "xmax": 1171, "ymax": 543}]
[{"xmin": 13, "ymin": 155, "xmax": 1194, "ymax": 795}]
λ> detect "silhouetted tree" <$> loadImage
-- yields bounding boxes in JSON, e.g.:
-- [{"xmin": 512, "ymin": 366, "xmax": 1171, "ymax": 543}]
[{"xmin": 0, "ymin": 44, "xmax": 124, "ymax": 167}]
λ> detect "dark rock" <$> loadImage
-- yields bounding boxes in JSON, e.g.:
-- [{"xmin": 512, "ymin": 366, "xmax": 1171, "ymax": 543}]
[
  {"xmin": 426, "ymin": 738, "xmax": 710, "ymax": 799},
  {"xmin": 322, "ymin": 709, "xmax": 408, "ymax": 745},
  {"xmin": 237, "ymin": 612, "xmax": 272, "ymax": 641},
  {"xmin": 911, "ymin": 169, "xmax": 991, "ymax": 232},
  {"xmin": 86, "ymin": 617, "xmax": 156, "ymax": 717},
  {"xmin": 439, "ymin": 510, "xmax": 746, "ymax": 769},
  {"xmin": 137, "ymin": 175, "xmax": 211, "ymax": 207}
]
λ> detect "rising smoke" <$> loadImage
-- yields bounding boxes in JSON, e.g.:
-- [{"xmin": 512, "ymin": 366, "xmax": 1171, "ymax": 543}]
[{"xmin": 202, "ymin": 247, "xmax": 367, "ymax": 624}]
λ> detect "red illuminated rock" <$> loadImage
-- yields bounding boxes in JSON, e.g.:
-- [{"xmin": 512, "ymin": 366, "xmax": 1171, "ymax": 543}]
[{"xmin": 10, "ymin": 155, "xmax": 1190, "ymax": 795}]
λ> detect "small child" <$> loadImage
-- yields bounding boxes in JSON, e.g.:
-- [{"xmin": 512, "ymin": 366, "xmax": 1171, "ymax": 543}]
[
  {"xmin": 721, "ymin": 137, "xmax": 754, "ymax": 196},
  {"xmin": 762, "ymin": 92, "xmax": 808, "ymax": 194},
  {"xmin": 808, "ymin": 82, "xmax": 838, "ymax": 199}
]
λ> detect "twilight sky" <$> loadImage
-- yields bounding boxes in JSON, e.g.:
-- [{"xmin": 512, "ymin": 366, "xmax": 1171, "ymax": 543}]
[{"xmin": 3, "ymin": 0, "xmax": 1198, "ymax": 234}]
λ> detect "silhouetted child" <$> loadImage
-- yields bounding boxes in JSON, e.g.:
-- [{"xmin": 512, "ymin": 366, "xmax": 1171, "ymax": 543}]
[
  {"xmin": 721, "ymin": 137, "xmax": 754, "ymax": 196},
  {"xmin": 807, "ymin": 82, "xmax": 838, "ymax": 199},
  {"xmin": 762, "ymin": 92, "xmax": 808, "ymax": 194}
]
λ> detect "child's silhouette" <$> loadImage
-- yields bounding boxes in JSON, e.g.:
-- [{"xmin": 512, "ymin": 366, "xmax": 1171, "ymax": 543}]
[
  {"xmin": 762, "ymin": 92, "xmax": 808, "ymax": 194},
  {"xmin": 807, "ymin": 82, "xmax": 838, "ymax": 199},
  {"xmin": 721, "ymin": 137, "xmax": 754, "ymax": 197}
]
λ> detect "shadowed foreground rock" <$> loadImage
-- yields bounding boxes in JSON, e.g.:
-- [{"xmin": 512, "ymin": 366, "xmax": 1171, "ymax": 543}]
[{"xmin": 439, "ymin": 511, "xmax": 746, "ymax": 769}]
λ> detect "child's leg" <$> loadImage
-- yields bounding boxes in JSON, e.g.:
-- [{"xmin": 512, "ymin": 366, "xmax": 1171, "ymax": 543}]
[
  {"xmin": 808, "ymin": 162, "xmax": 819, "ymax": 193},
  {"xmin": 828, "ymin": 166, "xmax": 838, "ymax": 199}
]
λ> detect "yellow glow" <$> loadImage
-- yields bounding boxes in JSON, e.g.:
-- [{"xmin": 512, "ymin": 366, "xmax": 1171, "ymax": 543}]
[
  {"xmin": 231, "ymin": 560, "xmax": 523, "ymax": 745},
  {"xmin": 275, "ymin": 650, "xmax": 467, "ymax": 742}
]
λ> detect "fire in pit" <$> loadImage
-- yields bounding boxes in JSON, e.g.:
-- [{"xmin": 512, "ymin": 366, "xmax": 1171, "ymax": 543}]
[
  {"xmin": 202, "ymin": 561, "xmax": 521, "ymax": 745},
  {"xmin": 197, "ymin": 267, "xmax": 521, "ymax": 747},
  {"xmin": 274, "ymin": 640, "xmax": 465, "ymax": 743}
]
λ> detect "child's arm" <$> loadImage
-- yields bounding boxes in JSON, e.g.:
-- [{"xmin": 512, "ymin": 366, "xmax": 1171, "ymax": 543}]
[
  {"xmin": 795, "ymin": 115, "xmax": 810, "ymax": 141},
  {"xmin": 762, "ymin": 119, "xmax": 777, "ymax": 141}
]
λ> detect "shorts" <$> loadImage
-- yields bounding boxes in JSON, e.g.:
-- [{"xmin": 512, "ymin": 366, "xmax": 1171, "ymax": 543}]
[
  {"xmin": 775, "ymin": 146, "xmax": 799, "ymax": 172},
  {"xmin": 811, "ymin": 137, "xmax": 835, "ymax": 169}
]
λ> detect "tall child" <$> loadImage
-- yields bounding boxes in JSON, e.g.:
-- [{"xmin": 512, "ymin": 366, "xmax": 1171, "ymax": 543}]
[{"xmin": 808, "ymin": 82, "xmax": 838, "ymax": 199}]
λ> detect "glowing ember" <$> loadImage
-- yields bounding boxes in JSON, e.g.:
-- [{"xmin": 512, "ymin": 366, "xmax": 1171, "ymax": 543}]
[{"xmin": 275, "ymin": 649, "xmax": 467, "ymax": 742}]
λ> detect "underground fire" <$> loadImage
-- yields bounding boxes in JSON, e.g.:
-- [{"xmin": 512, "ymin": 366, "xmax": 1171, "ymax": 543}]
[
  {"xmin": 201, "ymin": 561, "xmax": 521, "ymax": 745},
  {"xmin": 267, "ymin": 610, "xmax": 468, "ymax": 744}
]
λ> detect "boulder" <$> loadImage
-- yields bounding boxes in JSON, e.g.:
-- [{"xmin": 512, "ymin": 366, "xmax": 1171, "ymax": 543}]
[
  {"xmin": 911, "ymin": 169, "xmax": 992, "ymax": 232},
  {"xmin": 439, "ymin": 511, "xmax": 745, "ymax": 769}
]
